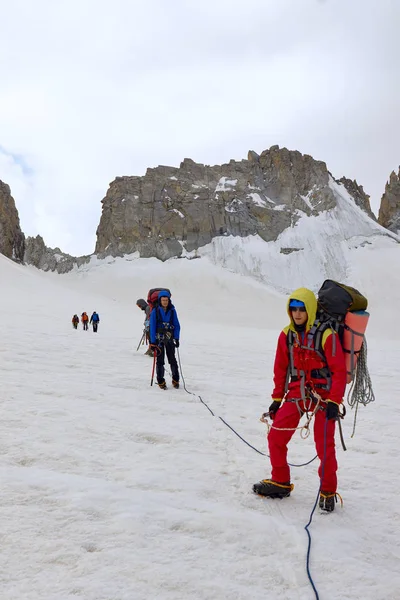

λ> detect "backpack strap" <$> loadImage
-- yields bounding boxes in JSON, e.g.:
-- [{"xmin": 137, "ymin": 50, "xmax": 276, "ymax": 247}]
[
  {"xmin": 306, "ymin": 317, "xmax": 321, "ymax": 348},
  {"xmin": 286, "ymin": 330, "xmax": 308, "ymax": 398},
  {"xmin": 285, "ymin": 330, "xmax": 295, "ymax": 394}
]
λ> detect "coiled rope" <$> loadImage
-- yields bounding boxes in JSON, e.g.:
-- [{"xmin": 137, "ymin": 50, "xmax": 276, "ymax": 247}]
[{"xmin": 347, "ymin": 339, "xmax": 375, "ymax": 437}]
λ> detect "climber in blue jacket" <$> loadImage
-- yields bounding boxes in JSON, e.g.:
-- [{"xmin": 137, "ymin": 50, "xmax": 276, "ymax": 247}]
[{"xmin": 149, "ymin": 290, "xmax": 180, "ymax": 389}]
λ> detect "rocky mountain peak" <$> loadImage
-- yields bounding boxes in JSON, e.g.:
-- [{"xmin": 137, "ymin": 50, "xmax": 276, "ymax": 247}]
[
  {"xmin": 2, "ymin": 147, "xmax": 395, "ymax": 276},
  {"xmin": 95, "ymin": 145, "xmax": 355, "ymax": 261},
  {"xmin": 24, "ymin": 235, "xmax": 90, "ymax": 274},
  {"xmin": 0, "ymin": 180, "xmax": 25, "ymax": 262},
  {"xmin": 337, "ymin": 177, "xmax": 375, "ymax": 220},
  {"xmin": 378, "ymin": 168, "xmax": 400, "ymax": 233}
]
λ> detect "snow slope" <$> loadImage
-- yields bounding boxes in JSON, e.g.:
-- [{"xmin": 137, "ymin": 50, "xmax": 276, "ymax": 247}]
[
  {"xmin": 190, "ymin": 177, "xmax": 399, "ymax": 297},
  {"xmin": 1, "ymin": 248, "xmax": 400, "ymax": 600}
]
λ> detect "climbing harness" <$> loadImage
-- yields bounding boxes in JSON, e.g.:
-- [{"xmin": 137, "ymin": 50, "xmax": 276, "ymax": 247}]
[{"xmin": 260, "ymin": 394, "xmax": 323, "ymax": 440}]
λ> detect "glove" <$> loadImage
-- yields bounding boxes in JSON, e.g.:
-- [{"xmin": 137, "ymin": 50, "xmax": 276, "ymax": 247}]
[
  {"xmin": 268, "ymin": 400, "xmax": 281, "ymax": 420},
  {"xmin": 174, "ymin": 339, "xmax": 180, "ymax": 348},
  {"xmin": 326, "ymin": 401, "xmax": 339, "ymax": 420}
]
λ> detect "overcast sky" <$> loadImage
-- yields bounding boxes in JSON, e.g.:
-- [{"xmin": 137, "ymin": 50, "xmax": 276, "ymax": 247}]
[{"xmin": 0, "ymin": 0, "xmax": 399, "ymax": 255}]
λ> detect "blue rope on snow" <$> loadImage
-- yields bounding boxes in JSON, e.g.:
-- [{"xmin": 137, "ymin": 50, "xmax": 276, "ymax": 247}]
[
  {"xmin": 176, "ymin": 348, "xmax": 317, "ymax": 468},
  {"xmin": 304, "ymin": 417, "xmax": 328, "ymax": 600},
  {"xmin": 176, "ymin": 348, "xmax": 331, "ymax": 599}
]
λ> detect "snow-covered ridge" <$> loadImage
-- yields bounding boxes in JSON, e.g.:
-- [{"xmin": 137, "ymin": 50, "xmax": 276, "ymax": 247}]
[
  {"xmin": 22, "ymin": 175, "xmax": 399, "ymax": 304},
  {"xmin": 32, "ymin": 175, "xmax": 398, "ymax": 332},
  {"xmin": 189, "ymin": 177, "xmax": 399, "ymax": 294}
]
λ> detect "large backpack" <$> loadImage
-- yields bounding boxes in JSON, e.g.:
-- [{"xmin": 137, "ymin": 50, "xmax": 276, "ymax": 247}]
[
  {"xmin": 147, "ymin": 288, "xmax": 172, "ymax": 313},
  {"xmin": 287, "ymin": 280, "xmax": 369, "ymax": 387},
  {"xmin": 286, "ymin": 280, "xmax": 374, "ymax": 431},
  {"xmin": 315, "ymin": 280, "xmax": 368, "ymax": 383}
]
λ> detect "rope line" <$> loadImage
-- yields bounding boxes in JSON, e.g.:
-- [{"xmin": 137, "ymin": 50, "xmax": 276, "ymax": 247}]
[
  {"xmin": 170, "ymin": 335, "xmax": 372, "ymax": 600},
  {"xmin": 174, "ymin": 349, "xmax": 344, "ymax": 600},
  {"xmin": 304, "ymin": 418, "xmax": 328, "ymax": 600},
  {"xmin": 176, "ymin": 348, "xmax": 317, "ymax": 468},
  {"xmin": 218, "ymin": 417, "xmax": 267, "ymax": 456}
]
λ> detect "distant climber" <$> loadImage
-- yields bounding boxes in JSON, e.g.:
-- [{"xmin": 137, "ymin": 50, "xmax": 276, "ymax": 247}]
[
  {"xmin": 81, "ymin": 312, "xmax": 89, "ymax": 331},
  {"xmin": 72, "ymin": 314, "xmax": 79, "ymax": 329},
  {"xmin": 90, "ymin": 311, "xmax": 100, "ymax": 332}
]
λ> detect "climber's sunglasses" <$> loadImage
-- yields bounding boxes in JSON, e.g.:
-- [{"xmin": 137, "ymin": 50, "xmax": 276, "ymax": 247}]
[{"xmin": 290, "ymin": 306, "xmax": 307, "ymax": 313}]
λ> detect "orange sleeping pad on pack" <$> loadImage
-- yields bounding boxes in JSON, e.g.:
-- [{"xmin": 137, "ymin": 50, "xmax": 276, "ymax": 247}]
[{"xmin": 343, "ymin": 310, "xmax": 369, "ymax": 383}]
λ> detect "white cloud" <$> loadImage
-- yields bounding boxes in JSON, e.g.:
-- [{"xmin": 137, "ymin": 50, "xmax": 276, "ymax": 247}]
[{"xmin": 0, "ymin": 0, "xmax": 399, "ymax": 255}]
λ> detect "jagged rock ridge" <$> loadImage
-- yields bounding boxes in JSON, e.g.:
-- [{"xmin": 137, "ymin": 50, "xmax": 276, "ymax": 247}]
[
  {"xmin": 1, "ymin": 147, "xmax": 395, "ymax": 273},
  {"xmin": 24, "ymin": 235, "xmax": 91, "ymax": 274},
  {"xmin": 378, "ymin": 168, "xmax": 400, "ymax": 233},
  {"xmin": 337, "ymin": 177, "xmax": 375, "ymax": 220},
  {"xmin": 0, "ymin": 180, "xmax": 25, "ymax": 262},
  {"xmin": 95, "ymin": 146, "xmax": 375, "ymax": 261}
]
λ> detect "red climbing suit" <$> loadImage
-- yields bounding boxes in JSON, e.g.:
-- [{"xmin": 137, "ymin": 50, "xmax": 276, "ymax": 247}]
[{"xmin": 268, "ymin": 288, "xmax": 347, "ymax": 492}]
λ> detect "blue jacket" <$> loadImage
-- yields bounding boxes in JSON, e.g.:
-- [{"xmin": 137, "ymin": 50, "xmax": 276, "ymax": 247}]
[
  {"xmin": 90, "ymin": 313, "xmax": 100, "ymax": 323},
  {"xmin": 149, "ymin": 304, "xmax": 180, "ymax": 344}
]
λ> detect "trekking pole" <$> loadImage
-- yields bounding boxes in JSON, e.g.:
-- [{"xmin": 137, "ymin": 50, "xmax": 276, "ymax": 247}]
[
  {"xmin": 150, "ymin": 349, "xmax": 156, "ymax": 386},
  {"xmin": 337, "ymin": 418, "xmax": 347, "ymax": 451},
  {"xmin": 337, "ymin": 405, "xmax": 347, "ymax": 451},
  {"xmin": 136, "ymin": 332, "xmax": 145, "ymax": 352}
]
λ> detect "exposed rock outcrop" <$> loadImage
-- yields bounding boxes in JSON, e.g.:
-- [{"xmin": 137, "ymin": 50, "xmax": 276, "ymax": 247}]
[
  {"xmin": 337, "ymin": 177, "xmax": 376, "ymax": 220},
  {"xmin": 24, "ymin": 235, "xmax": 90, "ymax": 274},
  {"xmin": 3, "ymin": 148, "xmax": 395, "ymax": 275},
  {"xmin": 0, "ymin": 180, "xmax": 25, "ymax": 262},
  {"xmin": 95, "ymin": 146, "xmax": 350, "ymax": 261},
  {"xmin": 378, "ymin": 168, "xmax": 400, "ymax": 233}
]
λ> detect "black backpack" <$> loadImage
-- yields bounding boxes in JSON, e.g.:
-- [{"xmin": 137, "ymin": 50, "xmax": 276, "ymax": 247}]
[{"xmin": 317, "ymin": 279, "xmax": 367, "ymax": 320}]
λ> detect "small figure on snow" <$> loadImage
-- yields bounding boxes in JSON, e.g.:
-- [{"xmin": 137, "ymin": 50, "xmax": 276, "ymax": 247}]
[
  {"xmin": 72, "ymin": 314, "xmax": 79, "ymax": 329},
  {"xmin": 149, "ymin": 290, "xmax": 180, "ymax": 389},
  {"xmin": 81, "ymin": 312, "xmax": 89, "ymax": 331},
  {"xmin": 253, "ymin": 288, "xmax": 347, "ymax": 512},
  {"xmin": 90, "ymin": 311, "xmax": 100, "ymax": 332}
]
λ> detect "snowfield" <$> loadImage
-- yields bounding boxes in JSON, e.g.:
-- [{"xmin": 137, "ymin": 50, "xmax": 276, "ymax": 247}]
[{"xmin": 1, "ymin": 228, "xmax": 400, "ymax": 599}]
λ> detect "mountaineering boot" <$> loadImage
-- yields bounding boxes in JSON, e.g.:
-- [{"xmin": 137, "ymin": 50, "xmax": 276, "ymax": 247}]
[
  {"xmin": 158, "ymin": 380, "xmax": 167, "ymax": 390},
  {"xmin": 172, "ymin": 380, "xmax": 179, "ymax": 389},
  {"xmin": 252, "ymin": 479, "xmax": 294, "ymax": 498},
  {"xmin": 319, "ymin": 491, "xmax": 337, "ymax": 512},
  {"xmin": 144, "ymin": 347, "xmax": 153, "ymax": 357}
]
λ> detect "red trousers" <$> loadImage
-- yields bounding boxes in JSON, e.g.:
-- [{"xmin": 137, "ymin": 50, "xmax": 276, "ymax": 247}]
[{"xmin": 267, "ymin": 400, "xmax": 338, "ymax": 492}]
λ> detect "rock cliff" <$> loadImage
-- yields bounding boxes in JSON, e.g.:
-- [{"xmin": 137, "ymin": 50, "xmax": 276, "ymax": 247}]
[
  {"xmin": 96, "ymin": 146, "xmax": 374, "ymax": 261},
  {"xmin": 3, "ymin": 147, "xmax": 395, "ymax": 275},
  {"xmin": 24, "ymin": 235, "xmax": 91, "ymax": 274},
  {"xmin": 0, "ymin": 180, "xmax": 25, "ymax": 262},
  {"xmin": 337, "ymin": 177, "xmax": 375, "ymax": 220},
  {"xmin": 378, "ymin": 168, "xmax": 400, "ymax": 233}
]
